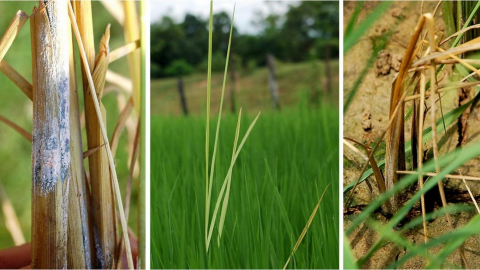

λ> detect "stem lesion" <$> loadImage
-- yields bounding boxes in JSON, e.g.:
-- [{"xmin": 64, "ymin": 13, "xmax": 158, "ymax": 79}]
[{"xmin": 30, "ymin": 0, "xmax": 71, "ymax": 268}]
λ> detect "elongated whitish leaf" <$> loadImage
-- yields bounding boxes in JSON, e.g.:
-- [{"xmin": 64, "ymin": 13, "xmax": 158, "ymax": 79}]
[{"xmin": 206, "ymin": 112, "xmax": 261, "ymax": 251}]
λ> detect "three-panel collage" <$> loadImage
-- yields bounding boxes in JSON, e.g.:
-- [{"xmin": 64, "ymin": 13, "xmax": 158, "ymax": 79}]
[{"xmin": 0, "ymin": 0, "xmax": 480, "ymax": 269}]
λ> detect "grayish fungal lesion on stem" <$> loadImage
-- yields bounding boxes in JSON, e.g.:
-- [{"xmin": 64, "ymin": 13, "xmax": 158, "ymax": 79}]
[{"xmin": 30, "ymin": 0, "xmax": 71, "ymax": 268}]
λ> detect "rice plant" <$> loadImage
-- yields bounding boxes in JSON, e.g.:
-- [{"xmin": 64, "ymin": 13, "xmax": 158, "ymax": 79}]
[
  {"xmin": 151, "ymin": 1, "xmax": 339, "ymax": 268},
  {"xmin": 0, "ymin": 1, "xmax": 143, "ymax": 268},
  {"xmin": 344, "ymin": 1, "xmax": 480, "ymax": 268}
]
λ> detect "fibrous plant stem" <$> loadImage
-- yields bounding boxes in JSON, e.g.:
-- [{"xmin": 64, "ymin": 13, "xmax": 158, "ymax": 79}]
[
  {"xmin": 74, "ymin": 1, "xmax": 116, "ymax": 267},
  {"xmin": 67, "ymin": 11, "xmax": 94, "ymax": 267},
  {"xmin": 67, "ymin": 2, "xmax": 134, "ymax": 268},
  {"xmin": 30, "ymin": 0, "xmax": 71, "ymax": 267},
  {"xmin": 385, "ymin": 14, "xmax": 429, "ymax": 214}
]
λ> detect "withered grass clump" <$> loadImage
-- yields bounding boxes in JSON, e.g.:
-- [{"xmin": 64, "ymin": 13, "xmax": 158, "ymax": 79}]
[
  {"xmin": 344, "ymin": 1, "xmax": 480, "ymax": 268},
  {"xmin": 0, "ymin": 0, "xmax": 142, "ymax": 269}
]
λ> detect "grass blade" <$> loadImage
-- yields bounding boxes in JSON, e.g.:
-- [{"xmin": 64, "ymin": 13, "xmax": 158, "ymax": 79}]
[
  {"xmin": 451, "ymin": 1, "xmax": 480, "ymax": 47},
  {"xmin": 283, "ymin": 183, "xmax": 331, "ymax": 270},
  {"xmin": 442, "ymin": 0, "xmax": 456, "ymax": 46},
  {"xmin": 207, "ymin": 3, "xmax": 236, "ymax": 249},
  {"xmin": 343, "ymin": 235, "xmax": 358, "ymax": 270},
  {"xmin": 206, "ymin": 112, "xmax": 261, "ymax": 251},
  {"xmin": 217, "ymin": 108, "xmax": 242, "ymax": 247},
  {"xmin": 344, "ymin": 1, "xmax": 392, "ymax": 53},
  {"xmin": 205, "ymin": 0, "xmax": 213, "ymax": 249},
  {"xmin": 344, "ymin": 1, "xmax": 363, "ymax": 37}
]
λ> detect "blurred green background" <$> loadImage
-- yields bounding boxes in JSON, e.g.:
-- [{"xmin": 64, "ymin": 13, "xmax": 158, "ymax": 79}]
[{"xmin": 0, "ymin": 1, "xmax": 138, "ymax": 249}]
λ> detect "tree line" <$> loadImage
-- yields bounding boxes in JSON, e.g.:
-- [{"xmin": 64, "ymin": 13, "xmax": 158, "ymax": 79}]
[{"xmin": 151, "ymin": 1, "xmax": 339, "ymax": 78}]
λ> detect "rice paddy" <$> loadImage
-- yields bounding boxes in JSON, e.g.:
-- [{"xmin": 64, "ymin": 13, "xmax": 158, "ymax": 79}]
[{"xmin": 150, "ymin": 103, "xmax": 339, "ymax": 268}]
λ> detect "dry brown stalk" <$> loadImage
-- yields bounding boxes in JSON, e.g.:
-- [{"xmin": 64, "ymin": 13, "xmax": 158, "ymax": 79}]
[
  {"xmin": 67, "ymin": 2, "xmax": 134, "ymax": 267},
  {"xmin": 0, "ymin": 114, "xmax": 32, "ymax": 142},
  {"xmin": 0, "ymin": 10, "xmax": 28, "ymax": 62},
  {"xmin": 111, "ymin": 97, "xmax": 134, "ymax": 157},
  {"xmin": 122, "ymin": 1, "xmax": 142, "ymax": 181},
  {"xmin": 66, "ymin": 12, "xmax": 95, "ymax": 268},
  {"xmin": 0, "ymin": 61, "xmax": 32, "ymax": 100},
  {"xmin": 73, "ymin": 1, "xmax": 118, "ymax": 267},
  {"xmin": 30, "ymin": 0, "xmax": 71, "ymax": 267},
  {"xmin": 0, "ymin": 11, "xmax": 31, "ymax": 99},
  {"xmin": 73, "ymin": 1, "xmax": 96, "ymax": 72},
  {"xmin": 460, "ymin": 172, "xmax": 480, "ymax": 214},
  {"xmin": 343, "ymin": 137, "xmax": 387, "ymax": 202},
  {"xmin": 397, "ymin": 171, "xmax": 480, "ymax": 181},
  {"xmin": 425, "ymin": 16, "xmax": 469, "ymax": 266},
  {"xmin": 404, "ymin": 81, "xmax": 480, "ymax": 101},
  {"xmin": 108, "ymin": 39, "xmax": 141, "ymax": 64},
  {"xmin": 123, "ymin": 1, "xmax": 141, "ymax": 116},
  {"xmin": 440, "ymin": 24, "xmax": 480, "ymax": 46},
  {"xmin": 115, "ymin": 119, "xmax": 140, "ymax": 269},
  {"xmin": 417, "ymin": 72, "xmax": 428, "ymax": 244},
  {"xmin": 106, "ymin": 69, "xmax": 133, "ymax": 92},
  {"xmin": 385, "ymin": 14, "xmax": 430, "ymax": 214},
  {"xmin": 88, "ymin": 25, "xmax": 117, "ymax": 268},
  {"xmin": 412, "ymin": 42, "xmax": 480, "ymax": 67},
  {"xmin": 83, "ymin": 145, "xmax": 104, "ymax": 159}
]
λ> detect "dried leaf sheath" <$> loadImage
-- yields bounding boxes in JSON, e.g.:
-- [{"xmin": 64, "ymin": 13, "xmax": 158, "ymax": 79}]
[
  {"xmin": 85, "ymin": 26, "xmax": 116, "ymax": 268},
  {"xmin": 73, "ymin": 1, "xmax": 95, "ymax": 75},
  {"xmin": 73, "ymin": 1, "xmax": 116, "ymax": 267},
  {"xmin": 385, "ymin": 15, "xmax": 426, "ymax": 213},
  {"xmin": 30, "ymin": 1, "xmax": 70, "ymax": 268},
  {"xmin": 67, "ymin": 14, "xmax": 94, "ymax": 268}
]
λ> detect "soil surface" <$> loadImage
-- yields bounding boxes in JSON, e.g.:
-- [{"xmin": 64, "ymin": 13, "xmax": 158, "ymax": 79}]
[{"xmin": 344, "ymin": 1, "xmax": 480, "ymax": 268}]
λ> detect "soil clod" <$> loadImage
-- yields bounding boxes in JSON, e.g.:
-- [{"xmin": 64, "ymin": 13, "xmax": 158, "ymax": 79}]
[{"xmin": 362, "ymin": 112, "xmax": 372, "ymax": 132}]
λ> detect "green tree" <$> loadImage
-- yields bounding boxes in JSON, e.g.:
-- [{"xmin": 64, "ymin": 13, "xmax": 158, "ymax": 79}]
[{"xmin": 281, "ymin": 1, "xmax": 339, "ymax": 61}]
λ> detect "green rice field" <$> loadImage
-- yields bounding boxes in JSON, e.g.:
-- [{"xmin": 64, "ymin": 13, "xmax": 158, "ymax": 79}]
[{"xmin": 150, "ymin": 103, "xmax": 339, "ymax": 268}]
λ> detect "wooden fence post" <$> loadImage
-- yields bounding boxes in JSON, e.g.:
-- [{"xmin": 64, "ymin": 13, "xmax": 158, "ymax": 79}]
[
  {"xmin": 324, "ymin": 42, "xmax": 332, "ymax": 95},
  {"xmin": 178, "ymin": 76, "xmax": 189, "ymax": 115},
  {"xmin": 267, "ymin": 53, "xmax": 280, "ymax": 110}
]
